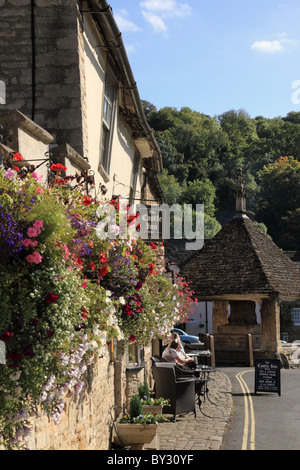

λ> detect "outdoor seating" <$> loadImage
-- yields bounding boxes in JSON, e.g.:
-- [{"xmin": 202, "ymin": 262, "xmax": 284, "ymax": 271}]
[{"xmin": 151, "ymin": 362, "xmax": 197, "ymax": 421}]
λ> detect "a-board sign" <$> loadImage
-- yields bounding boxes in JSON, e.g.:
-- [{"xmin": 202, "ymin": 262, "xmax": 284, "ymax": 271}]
[{"xmin": 254, "ymin": 359, "xmax": 281, "ymax": 396}]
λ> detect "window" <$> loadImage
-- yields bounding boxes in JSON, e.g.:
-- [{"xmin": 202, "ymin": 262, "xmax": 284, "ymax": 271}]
[
  {"xmin": 291, "ymin": 308, "xmax": 300, "ymax": 326},
  {"xmin": 99, "ymin": 71, "xmax": 117, "ymax": 180},
  {"xmin": 127, "ymin": 343, "xmax": 145, "ymax": 368}
]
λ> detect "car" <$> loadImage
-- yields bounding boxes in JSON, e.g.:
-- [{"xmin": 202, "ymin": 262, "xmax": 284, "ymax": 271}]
[{"xmin": 171, "ymin": 328, "xmax": 200, "ymax": 343}]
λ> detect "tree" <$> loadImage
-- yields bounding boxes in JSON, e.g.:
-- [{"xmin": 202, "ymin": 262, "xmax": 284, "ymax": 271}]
[
  {"xmin": 256, "ymin": 156, "xmax": 300, "ymax": 250},
  {"xmin": 178, "ymin": 179, "xmax": 216, "ymax": 218}
]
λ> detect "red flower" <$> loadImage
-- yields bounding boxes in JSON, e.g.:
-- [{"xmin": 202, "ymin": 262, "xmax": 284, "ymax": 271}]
[
  {"xmin": 45, "ymin": 292, "xmax": 58, "ymax": 304},
  {"xmin": 7, "ymin": 350, "xmax": 22, "ymax": 362},
  {"xmin": 148, "ymin": 263, "xmax": 155, "ymax": 274},
  {"xmin": 123, "ymin": 303, "xmax": 134, "ymax": 316},
  {"xmin": 128, "ymin": 335, "xmax": 136, "ymax": 342},
  {"xmin": 47, "ymin": 329, "xmax": 55, "ymax": 338},
  {"xmin": 90, "ymin": 261, "xmax": 96, "ymax": 271},
  {"xmin": 13, "ymin": 152, "xmax": 23, "ymax": 162},
  {"xmin": 99, "ymin": 266, "xmax": 108, "ymax": 279},
  {"xmin": 83, "ymin": 195, "xmax": 93, "ymax": 206},
  {"xmin": 0, "ymin": 332, "xmax": 13, "ymax": 342},
  {"xmin": 81, "ymin": 306, "xmax": 89, "ymax": 319},
  {"xmin": 99, "ymin": 251, "xmax": 107, "ymax": 263},
  {"xmin": 150, "ymin": 242, "xmax": 157, "ymax": 250},
  {"xmin": 50, "ymin": 163, "xmax": 67, "ymax": 172}
]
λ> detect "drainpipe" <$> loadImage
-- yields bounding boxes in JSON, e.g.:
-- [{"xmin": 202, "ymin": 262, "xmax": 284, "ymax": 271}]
[{"xmin": 31, "ymin": 0, "xmax": 36, "ymax": 121}]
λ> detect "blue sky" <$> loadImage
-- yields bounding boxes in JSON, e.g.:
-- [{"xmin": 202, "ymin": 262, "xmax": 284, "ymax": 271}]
[{"xmin": 109, "ymin": 0, "xmax": 300, "ymax": 119}]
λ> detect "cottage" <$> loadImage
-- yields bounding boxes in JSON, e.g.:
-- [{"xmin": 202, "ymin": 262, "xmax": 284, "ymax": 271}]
[
  {"xmin": 0, "ymin": 0, "xmax": 165, "ymax": 450},
  {"xmin": 182, "ymin": 167, "xmax": 300, "ymax": 364}
]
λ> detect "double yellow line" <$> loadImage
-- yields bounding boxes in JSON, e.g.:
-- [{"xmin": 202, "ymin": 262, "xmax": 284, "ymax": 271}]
[{"xmin": 236, "ymin": 371, "xmax": 256, "ymax": 450}]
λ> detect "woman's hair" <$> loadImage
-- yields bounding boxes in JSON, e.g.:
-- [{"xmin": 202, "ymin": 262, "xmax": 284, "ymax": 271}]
[
  {"xmin": 169, "ymin": 340, "xmax": 179, "ymax": 350},
  {"xmin": 171, "ymin": 332, "xmax": 180, "ymax": 342}
]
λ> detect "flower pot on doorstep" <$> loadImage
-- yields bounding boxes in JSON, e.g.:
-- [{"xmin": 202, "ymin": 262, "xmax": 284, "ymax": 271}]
[{"xmin": 115, "ymin": 421, "xmax": 158, "ymax": 450}]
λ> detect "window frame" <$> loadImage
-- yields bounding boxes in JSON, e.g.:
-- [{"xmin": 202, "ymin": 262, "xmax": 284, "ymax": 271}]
[
  {"xmin": 291, "ymin": 307, "xmax": 300, "ymax": 326},
  {"xmin": 98, "ymin": 66, "xmax": 118, "ymax": 182},
  {"xmin": 126, "ymin": 343, "xmax": 145, "ymax": 370},
  {"xmin": 129, "ymin": 150, "xmax": 140, "ymax": 205}
]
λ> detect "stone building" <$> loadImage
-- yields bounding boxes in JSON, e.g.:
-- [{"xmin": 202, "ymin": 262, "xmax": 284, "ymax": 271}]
[
  {"xmin": 182, "ymin": 168, "xmax": 300, "ymax": 365},
  {"xmin": 0, "ymin": 0, "xmax": 165, "ymax": 449}
]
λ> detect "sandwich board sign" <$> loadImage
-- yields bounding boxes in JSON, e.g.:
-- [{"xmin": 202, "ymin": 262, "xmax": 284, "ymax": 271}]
[{"xmin": 254, "ymin": 359, "xmax": 281, "ymax": 396}]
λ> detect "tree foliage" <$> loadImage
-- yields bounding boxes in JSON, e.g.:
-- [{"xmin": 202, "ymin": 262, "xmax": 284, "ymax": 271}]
[{"xmin": 144, "ymin": 103, "xmax": 300, "ymax": 250}]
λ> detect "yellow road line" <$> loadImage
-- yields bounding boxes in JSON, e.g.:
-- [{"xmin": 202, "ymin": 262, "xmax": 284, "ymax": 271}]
[{"xmin": 236, "ymin": 371, "xmax": 255, "ymax": 450}]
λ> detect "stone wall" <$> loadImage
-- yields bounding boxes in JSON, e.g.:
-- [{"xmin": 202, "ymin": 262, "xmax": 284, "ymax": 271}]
[
  {"xmin": 26, "ymin": 352, "xmax": 115, "ymax": 450},
  {"xmin": 0, "ymin": 0, "xmax": 85, "ymax": 155}
]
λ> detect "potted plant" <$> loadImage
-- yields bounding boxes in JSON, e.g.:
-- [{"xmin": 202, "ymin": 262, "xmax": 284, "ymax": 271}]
[
  {"xmin": 138, "ymin": 382, "xmax": 170, "ymax": 415},
  {"xmin": 115, "ymin": 395, "xmax": 167, "ymax": 450}
]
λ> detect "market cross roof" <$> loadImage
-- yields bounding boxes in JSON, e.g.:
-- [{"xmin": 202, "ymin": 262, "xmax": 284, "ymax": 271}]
[{"xmin": 181, "ymin": 215, "xmax": 300, "ymax": 301}]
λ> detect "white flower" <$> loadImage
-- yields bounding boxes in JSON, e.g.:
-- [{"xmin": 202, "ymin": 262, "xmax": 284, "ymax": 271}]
[
  {"xmin": 89, "ymin": 340, "xmax": 98, "ymax": 350},
  {"xmin": 119, "ymin": 296, "xmax": 125, "ymax": 305},
  {"xmin": 10, "ymin": 371, "xmax": 21, "ymax": 381}
]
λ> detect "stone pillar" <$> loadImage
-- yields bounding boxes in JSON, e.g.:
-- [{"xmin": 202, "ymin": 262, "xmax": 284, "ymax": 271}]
[
  {"xmin": 212, "ymin": 300, "xmax": 229, "ymax": 334},
  {"xmin": 260, "ymin": 298, "xmax": 282, "ymax": 354}
]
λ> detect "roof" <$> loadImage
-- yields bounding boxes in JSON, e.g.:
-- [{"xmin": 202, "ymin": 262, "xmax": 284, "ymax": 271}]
[{"xmin": 181, "ymin": 215, "xmax": 300, "ymax": 301}]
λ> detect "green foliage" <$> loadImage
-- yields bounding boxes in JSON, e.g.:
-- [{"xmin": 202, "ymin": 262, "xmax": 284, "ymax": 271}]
[
  {"xmin": 0, "ymin": 168, "xmax": 198, "ymax": 449},
  {"xmin": 129, "ymin": 395, "xmax": 143, "ymax": 419},
  {"xmin": 138, "ymin": 382, "xmax": 150, "ymax": 400},
  {"xmin": 146, "ymin": 104, "xmax": 300, "ymax": 249}
]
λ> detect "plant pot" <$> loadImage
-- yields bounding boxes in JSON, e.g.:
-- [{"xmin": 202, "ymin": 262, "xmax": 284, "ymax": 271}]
[
  {"xmin": 116, "ymin": 422, "xmax": 158, "ymax": 450},
  {"xmin": 142, "ymin": 404, "xmax": 163, "ymax": 415}
]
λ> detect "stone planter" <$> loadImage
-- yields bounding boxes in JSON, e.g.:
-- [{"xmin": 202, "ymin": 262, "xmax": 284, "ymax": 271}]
[
  {"xmin": 115, "ymin": 422, "xmax": 158, "ymax": 450},
  {"xmin": 142, "ymin": 404, "xmax": 163, "ymax": 415}
]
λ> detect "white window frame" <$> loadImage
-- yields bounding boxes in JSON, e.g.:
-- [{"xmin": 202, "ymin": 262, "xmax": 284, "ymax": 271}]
[
  {"xmin": 98, "ymin": 67, "xmax": 118, "ymax": 182},
  {"xmin": 129, "ymin": 150, "xmax": 140, "ymax": 205},
  {"xmin": 291, "ymin": 308, "xmax": 300, "ymax": 326}
]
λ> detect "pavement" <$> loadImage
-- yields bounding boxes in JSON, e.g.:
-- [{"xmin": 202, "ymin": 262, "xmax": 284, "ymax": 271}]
[{"xmin": 154, "ymin": 371, "xmax": 233, "ymax": 451}]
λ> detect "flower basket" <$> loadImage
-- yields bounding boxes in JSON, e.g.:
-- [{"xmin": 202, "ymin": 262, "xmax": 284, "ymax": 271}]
[{"xmin": 116, "ymin": 421, "xmax": 158, "ymax": 450}]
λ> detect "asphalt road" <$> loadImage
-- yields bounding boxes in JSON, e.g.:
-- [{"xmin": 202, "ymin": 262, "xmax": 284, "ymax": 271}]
[{"xmin": 219, "ymin": 366, "xmax": 300, "ymax": 451}]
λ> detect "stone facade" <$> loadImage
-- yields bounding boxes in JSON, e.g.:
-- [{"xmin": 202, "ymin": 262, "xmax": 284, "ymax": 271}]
[
  {"xmin": 0, "ymin": 0, "xmax": 165, "ymax": 450},
  {"xmin": 27, "ymin": 352, "xmax": 115, "ymax": 450}
]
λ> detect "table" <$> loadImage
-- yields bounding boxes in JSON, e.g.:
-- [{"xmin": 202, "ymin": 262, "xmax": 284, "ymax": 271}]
[{"xmin": 187, "ymin": 351, "xmax": 212, "ymax": 366}]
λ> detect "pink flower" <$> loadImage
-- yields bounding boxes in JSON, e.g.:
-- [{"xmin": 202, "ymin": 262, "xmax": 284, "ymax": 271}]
[
  {"xmin": 26, "ymin": 254, "xmax": 35, "ymax": 263},
  {"xmin": 32, "ymin": 251, "xmax": 43, "ymax": 264},
  {"xmin": 33, "ymin": 220, "xmax": 44, "ymax": 230},
  {"xmin": 30, "ymin": 240, "xmax": 38, "ymax": 248},
  {"xmin": 23, "ymin": 239, "xmax": 32, "ymax": 247},
  {"xmin": 31, "ymin": 172, "xmax": 42, "ymax": 182},
  {"xmin": 27, "ymin": 227, "xmax": 38, "ymax": 238},
  {"xmin": 63, "ymin": 244, "xmax": 69, "ymax": 260}
]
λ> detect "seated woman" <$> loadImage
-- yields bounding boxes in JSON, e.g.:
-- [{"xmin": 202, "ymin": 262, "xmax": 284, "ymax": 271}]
[
  {"xmin": 170, "ymin": 332, "xmax": 192, "ymax": 361},
  {"xmin": 162, "ymin": 339, "xmax": 195, "ymax": 366}
]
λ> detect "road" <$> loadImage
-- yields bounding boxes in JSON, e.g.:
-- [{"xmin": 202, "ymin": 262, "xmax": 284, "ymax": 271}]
[{"xmin": 219, "ymin": 366, "xmax": 300, "ymax": 451}]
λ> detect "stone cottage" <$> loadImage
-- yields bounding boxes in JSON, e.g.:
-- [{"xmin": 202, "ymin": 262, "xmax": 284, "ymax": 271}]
[
  {"xmin": 182, "ymin": 168, "xmax": 300, "ymax": 365},
  {"xmin": 0, "ymin": 0, "xmax": 165, "ymax": 449}
]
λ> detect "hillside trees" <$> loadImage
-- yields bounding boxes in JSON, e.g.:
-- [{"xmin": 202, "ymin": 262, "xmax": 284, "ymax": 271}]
[{"xmin": 143, "ymin": 101, "xmax": 300, "ymax": 249}]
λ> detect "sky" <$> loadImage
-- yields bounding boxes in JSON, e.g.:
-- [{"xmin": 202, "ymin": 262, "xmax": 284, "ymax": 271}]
[{"xmin": 109, "ymin": 0, "xmax": 300, "ymax": 119}]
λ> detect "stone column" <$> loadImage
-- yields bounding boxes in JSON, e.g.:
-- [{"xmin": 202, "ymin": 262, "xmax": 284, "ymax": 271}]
[
  {"xmin": 260, "ymin": 297, "xmax": 282, "ymax": 354},
  {"xmin": 212, "ymin": 300, "xmax": 229, "ymax": 334}
]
